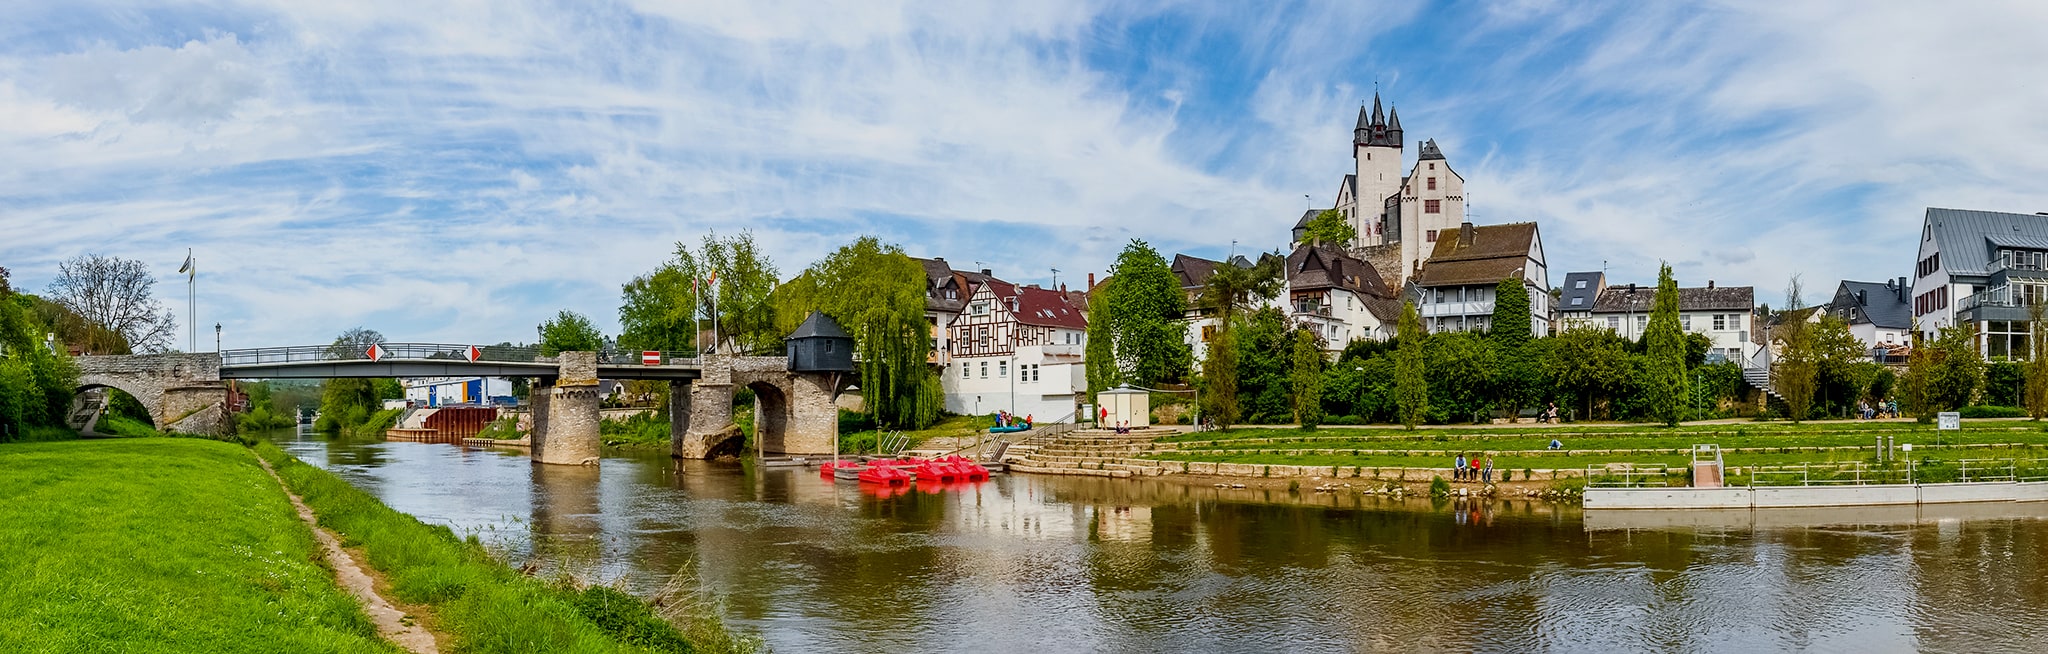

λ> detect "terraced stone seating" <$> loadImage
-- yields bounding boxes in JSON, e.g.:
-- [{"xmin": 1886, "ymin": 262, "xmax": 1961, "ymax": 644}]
[{"xmin": 1005, "ymin": 427, "xmax": 1179, "ymax": 478}]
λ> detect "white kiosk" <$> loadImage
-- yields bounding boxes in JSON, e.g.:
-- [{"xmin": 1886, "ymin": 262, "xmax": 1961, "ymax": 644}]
[{"xmin": 1096, "ymin": 385, "xmax": 1150, "ymax": 429}]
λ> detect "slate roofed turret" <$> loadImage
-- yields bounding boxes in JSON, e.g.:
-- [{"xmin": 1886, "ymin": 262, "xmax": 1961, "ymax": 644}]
[
  {"xmin": 1386, "ymin": 106, "xmax": 1403, "ymax": 141},
  {"xmin": 1353, "ymin": 92, "xmax": 1404, "ymax": 149},
  {"xmin": 1418, "ymin": 138, "xmax": 1445, "ymax": 161}
]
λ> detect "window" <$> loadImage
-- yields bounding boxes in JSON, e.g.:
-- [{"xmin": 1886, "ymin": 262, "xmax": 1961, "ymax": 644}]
[
  {"xmin": 1570, "ymin": 297, "xmax": 1583, "ymax": 306},
  {"xmin": 979, "ymin": 362, "xmax": 988, "ymax": 379},
  {"xmin": 1574, "ymin": 280, "xmax": 1587, "ymax": 289},
  {"xmin": 1682, "ymin": 315, "xmax": 1692, "ymax": 331},
  {"xmin": 972, "ymin": 301, "xmax": 989, "ymax": 315},
  {"xmin": 1425, "ymin": 200, "xmax": 1442, "ymax": 214},
  {"xmin": 978, "ymin": 326, "xmax": 989, "ymax": 343},
  {"xmin": 1434, "ymin": 289, "xmax": 1445, "ymax": 303},
  {"xmin": 1713, "ymin": 314, "xmax": 1727, "ymax": 331},
  {"xmin": 1429, "ymin": 163, "xmax": 1436, "ymax": 170},
  {"xmin": 1608, "ymin": 316, "xmax": 1620, "ymax": 330},
  {"xmin": 998, "ymin": 361, "xmax": 1007, "ymax": 378},
  {"xmin": 1427, "ymin": 177, "xmax": 1437, "ymax": 190},
  {"xmin": 1635, "ymin": 315, "xmax": 1647, "ymax": 332},
  {"xmin": 961, "ymin": 363, "xmax": 970, "ymax": 379},
  {"xmin": 1427, "ymin": 229, "xmax": 1438, "ymax": 242}
]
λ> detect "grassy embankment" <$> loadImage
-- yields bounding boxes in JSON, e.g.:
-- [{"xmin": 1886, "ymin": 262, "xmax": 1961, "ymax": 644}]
[
  {"xmin": 838, "ymin": 413, "xmax": 989, "ymax": 454},
  {"xmin": 0, "ymin": 438, "xmax": 397, "ymax": 653},
  {"xmin": 1144, "ymin": 421, "xmax": 2048, "ymax": 478},
  {"xmin": 253, "ymin": 442, "xmax": 759, "ymax": 653}
]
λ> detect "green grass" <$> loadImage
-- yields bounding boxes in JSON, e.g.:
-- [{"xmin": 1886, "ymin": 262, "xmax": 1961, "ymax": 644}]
[
  {"xmin": 94, "ymin": 414, "xmax": 167, "ymax": 438},
  {"xmin": 0, "ymin": 438, "xmax": 397, "ymax": 653},
  {"xmin": 600, "ymin": 412, "xmax": 668, "ymax": 447},
  {"xmin": 1147, "ymin": 444, "xmax": 2048, "ymax": 473},
  {"xmin": 253, "ymin": 442, "xmax": 759, "ymax": 654},
  {"xmin": 476, "ymin": 416, "xmax": 522, "ymax": 441},
  {"xmin": 841, "ymin": 414, "xmax": 992, "ymax": 453},
  {"xmin": 1157, "ymin": 420, "xmax": 2040, "ymax": 443},
  {"xmin": 1169, "ymin": 430, "xmax": 2048, "ymax": 454}
]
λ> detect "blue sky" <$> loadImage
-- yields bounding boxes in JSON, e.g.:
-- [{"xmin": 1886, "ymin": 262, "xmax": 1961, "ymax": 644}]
[{"xmin": 4, "ymin": 0, "xmax": 2047, "ymax": 349}]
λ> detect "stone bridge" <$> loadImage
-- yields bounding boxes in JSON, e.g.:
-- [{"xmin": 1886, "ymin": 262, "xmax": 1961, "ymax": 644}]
[{"xmin": 72, "ymin": 349, "xmax": 844, "ymax": 466}]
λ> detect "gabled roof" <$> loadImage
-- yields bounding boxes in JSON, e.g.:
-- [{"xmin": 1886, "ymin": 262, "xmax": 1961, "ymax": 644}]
[
  {"xmin": 788, "ymin": 311, "xmax": 850, "ymax": 339},
  {"xmin": 1832, "ymin": 280, "xmax": 1912, "ymax": 329},
  {"xmin": 911, "ymin": 257, "xmax": 966, "ymax": 313},
  {"xmin": 1418, "ymin": 138, "xmax": 1445, "ymax": 161},
  {"xmin": 1012, "ymin": 286, "xmax": 1087, "ymax": 329},
  {"xmin": 1590, "ymin": 285, "xmax": 1755, "ymax": 313},
  {"xmin": 1292, "ymin": 208, "xmax": 1322, "ymax": 231},
  {"xmin": 1924, "ymin": 208, "xmax": 2048, "ymax": 277},
  {"xmin": 1288, "ymin": 244, "xmax": 1395, "ymax": 299},
  {"xmin": 1560, "ymin": 271, "xmax": 1604, "ymax": 311},
  {"xmin": 1415, "ymin": 222, "xmax": 1540, "ymax": 287},
  {"xmin": 1172, "ymin": 253, "xmax": 1224, "ymax": 290}
]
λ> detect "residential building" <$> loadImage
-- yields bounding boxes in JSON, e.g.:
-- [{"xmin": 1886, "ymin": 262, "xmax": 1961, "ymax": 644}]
[
  {"xmin": 1589, "ymin": 282, "xmax": 1758, "ymax": 364},
  {"xmin": 1412, "ymin": 222, "xmax": 1551, "ymax": 335},
  {"xmin": 1557, "ymin": 271, "xmax": 1606, "ymax": 329},
  {"xmin": 942, "ymin": 278, "xmax": 1089, "ymax": 420},
  {"xmin": 1294, "ymin": 93, "xmax": 1468, "ymax": 289},
  {"xmin": 913, "ymin": 257, "xmax": 969, "ymax": 365},
  {"xmin": 1172, "ymin": 252, "xmax": 1289, "ymax": 362},
  {"xmin": 1915, "ymin": 207, "xmax": 2048, "ymax": 359},
  {"xmin": 1285, "ymin": 244, "xmax": 1401, "ymax": 351},
  {"xmin": 1827, "ymin": 278, "xmax": 1912, "ymax": 349}
]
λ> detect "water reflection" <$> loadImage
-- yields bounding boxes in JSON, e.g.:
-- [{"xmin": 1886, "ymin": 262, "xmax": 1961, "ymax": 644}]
[{"xmin": 270, "ymin": 431, "xmax": 2048, "ymax": 652}]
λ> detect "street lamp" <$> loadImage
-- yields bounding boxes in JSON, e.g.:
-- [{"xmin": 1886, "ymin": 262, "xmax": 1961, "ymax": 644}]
[{"xmin": 215, "ymin": 323, "xmax": 222, "ymax": 354}]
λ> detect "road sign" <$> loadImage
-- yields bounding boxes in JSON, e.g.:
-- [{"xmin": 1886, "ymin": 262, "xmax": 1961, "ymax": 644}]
[
  {"xmin": 642, "ymin": 351, "xmax": 661, "ymax": 366},
  {"xmin": 466, "ymin": 345, "xmax": 482, "ymax": 362},
  {"xmin": 366, "ymin": 343, "xmax": 385, "ymax": 362},
  {"xmin": 1938, "ymin": 411, "xmax": 1961, "ymax": 430}
]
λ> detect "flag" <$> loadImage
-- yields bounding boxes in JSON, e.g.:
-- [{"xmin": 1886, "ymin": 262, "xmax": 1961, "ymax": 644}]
[{"xmin": 177, "ymin": 250, "xmax": 194, "ymax": 280}]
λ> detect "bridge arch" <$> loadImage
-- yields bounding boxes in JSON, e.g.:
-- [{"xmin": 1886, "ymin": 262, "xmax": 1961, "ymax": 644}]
[
  {"xmin": 72, "ymin": 380, "xmax": 161, "ymax": 429},
  {"xmin": 72, "ymin": 353, "xmax": 231, "ymax": 436}
]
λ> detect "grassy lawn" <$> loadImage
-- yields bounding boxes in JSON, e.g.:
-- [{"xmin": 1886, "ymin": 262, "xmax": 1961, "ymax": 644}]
[
  {"xmin": 253, "ymin": 442, "xmax": 758, "ymax": 654},
  {"xmin": 0, "ymin": 438, "xmax": 396, "ymax": 653},
  {"xmin": 1156, "ymin": 420, "xmax": 2041, "ymax": 443},
  {"xmin": 841, "ymin": 413, "xmax": 993, "ymax": 453},
  {"xmin": 1169, "ymin": 429, "xmax": 2048, "ymax": 453}
]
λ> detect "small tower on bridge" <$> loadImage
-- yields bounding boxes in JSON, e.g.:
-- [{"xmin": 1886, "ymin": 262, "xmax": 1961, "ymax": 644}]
[{"xmin": 785, "ymin": 311, "xmax": 855, "ymax": 373}]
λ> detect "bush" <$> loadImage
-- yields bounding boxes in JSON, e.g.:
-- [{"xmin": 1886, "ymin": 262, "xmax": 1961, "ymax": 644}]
[
  {"xmin": 1429, "ymin": 476, "xmax": 1450, "ymax": 497},
  {"xmin": 599, "ymin": 411, "xmax": 668, "ymax": 446},
  {"xmin": 1959, "ymin": 405, "xmax": 2026, "ymax": 419}
]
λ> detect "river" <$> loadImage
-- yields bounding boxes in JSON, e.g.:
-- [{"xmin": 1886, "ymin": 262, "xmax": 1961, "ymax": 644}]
[{"xmin": 272, "ymin": 429, "xmax": 2048, "ymax": 652}]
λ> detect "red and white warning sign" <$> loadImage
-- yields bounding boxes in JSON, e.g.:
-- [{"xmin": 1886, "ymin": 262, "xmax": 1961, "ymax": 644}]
[
  {"xmin": 642, "ymin": 351, "xmax": 661, "ymax": 366},
  {"xmin": 366, "ymin": 343, "xmax": 386, "ymax": 362},
  {"xmin": 466, "ymin": 345, "xmax": 483, "ymax": 362}
]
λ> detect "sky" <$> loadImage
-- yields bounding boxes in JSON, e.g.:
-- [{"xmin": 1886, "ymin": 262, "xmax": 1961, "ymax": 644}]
[{"xmin": 4, "ymin": 0, "xmax": 2047, "ymax": 349}]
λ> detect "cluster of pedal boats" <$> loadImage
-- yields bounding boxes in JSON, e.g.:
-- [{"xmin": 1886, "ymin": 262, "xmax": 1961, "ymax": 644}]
[{"xmin": 819, "ymin": 456, "xmax": 994, "ymax": 485}]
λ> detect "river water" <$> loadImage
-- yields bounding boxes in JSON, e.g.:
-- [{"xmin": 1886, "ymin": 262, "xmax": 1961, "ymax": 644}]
[{"xmin": 273, "ymin": 429, "xmax": 2048, "ymax": 653}]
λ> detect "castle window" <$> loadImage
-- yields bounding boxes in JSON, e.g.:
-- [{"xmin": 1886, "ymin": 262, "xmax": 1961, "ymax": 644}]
[
  {"xmin": 1429, "ymin": 163, "xmax": 1436, "ymax": 170},
  {"xmin": 1425, "ymin": 200, "xmax": 1442, "ymax": 213},
  {"xmin": 1427, "ymin": 177, "xmax": 1437, "ymax": 190},
  {"xmin": 1427, "ymin": 229, "xmax": 1438, "ymax": 242}
]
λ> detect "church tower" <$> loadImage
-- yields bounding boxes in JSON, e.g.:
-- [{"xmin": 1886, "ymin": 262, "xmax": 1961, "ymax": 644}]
[{"xmin": 1351, "ymin": 93, "xmax": 1403, "ymax": 246}]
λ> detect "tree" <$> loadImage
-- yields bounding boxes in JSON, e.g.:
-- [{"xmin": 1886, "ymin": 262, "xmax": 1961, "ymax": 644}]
[
  {"xmin": 1301, "ymin": 209, "xmax": 1357, "ymax": 247},
  {"xmin": 1289, "ymin": 328, "xmax": 1325, "ymax": 428},
  {"xmin": 1427, "ymin": 332, "xmax": 1497, "ymax": 423},
  {"xmin": 1548, "ymin": 325, "xmax": 1631, "ymax": 421},
  {"xmin": 620, "ymin": 231, "xmax": 781, "ymax": 356},
  {"xmin": 1783, "ymin": 273, "xmax": 1806, "ymax": 310},
  {"xmin": 2030, "ymin": 303, "xmax": 2048, "ymax": 419},
  {"xmin": 1927, "ymin": 323, "xmax": 1984, "ymax": 411},
  {"xmin": 1812, "ymin": 315, "xmax": 1871, "ymax": 417},
  {"xmin": 1395, "ymin": 300, "xmax": 1427, "ymax": 429},
  {"xmin": 786, "ymin": 237, "xmax": 940, "ymax": 429},
  {"xmin": 45, "ymin": 254, "xmax": 176, "ymax": 353},
  {"xmin": 1, "ymin": 273, "xmax": 80, "ymax": 437},
  {"xmin": 1489, "ymin": 275, "xmax": 1539, "ymax": 417},
  {"xmin": 1773, "ymin": 317, "xmax": 1818, "ymax": 422},
  {"xmin": 1103, "ymin": 240, "xmax": 1191, "ymax": 386},
  {"xmin": 1642, "ymin": 263, "xmax": 1689, "ymax": 426},
  {"xmin": 1085, "ymin": 283, "xmax": 1118, "ymax": 395},
  {"xmin": 1197, "ymin": 254, "xmax": 1283, "ymax": 430},
  {"xmin": 537, "ymin": 310, "xmax": 604, "ymax": 356},
  {"xmin": 1233, "ymin": 307, "xmax": 1295, "ymax": 423},
  {"xmin": 617, "ymin": 263, "xmax": 696, "ymax": 354},
  {"xmin": 1902, "ymin": 319, "xmax": 1933, "ymax": 423},
  {"xmin": 316, "ymin": 328, "xmax": 398, "ymax": 433}
]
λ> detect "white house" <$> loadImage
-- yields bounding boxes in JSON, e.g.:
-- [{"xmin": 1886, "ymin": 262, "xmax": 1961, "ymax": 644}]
[
  {"xmin": 1285, "ymin": 244, "xmax": 1401, "ymax": 351},
  {"xmin": 1827, "ymin": 278, "xmax": 1912, "ymax": 350},
  {"xmin": 1412, "ymin": 222, "xmax": 1551, "ymax": 335},
  {"xmin": 1588, "ymin": 283, "xmax": 1758, "ymax": 364},
  {"xmin": 941, "ymin": 278, "xmax": 1089, "ymax": 421},
  {"xmin": 1913, "ymin": 207, "xmax": 2048, "ymax": 359},
  {"xmin": 1557, "ymin": 271, "xmax": 1606, "ymax": 330}
]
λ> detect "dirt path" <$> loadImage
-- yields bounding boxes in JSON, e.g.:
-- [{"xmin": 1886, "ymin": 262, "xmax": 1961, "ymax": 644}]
[{"xmin": 255, "ymin": 456, "xmax": 440, "ymax": 654}]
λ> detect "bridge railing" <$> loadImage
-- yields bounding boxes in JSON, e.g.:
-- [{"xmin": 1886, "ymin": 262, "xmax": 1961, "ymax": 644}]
[
  {"xmin": 221, "ymin": 343, "xmax": 545, "ymax": 366},
  {"xmin": 596, "ymin": 349, "xmax": 701, "ymax": 366}
]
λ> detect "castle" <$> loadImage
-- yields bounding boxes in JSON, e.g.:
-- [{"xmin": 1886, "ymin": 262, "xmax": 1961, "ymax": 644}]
[{"xmin": 1292, "ymin": 93, "xmax": 1467, "ymax": 289}]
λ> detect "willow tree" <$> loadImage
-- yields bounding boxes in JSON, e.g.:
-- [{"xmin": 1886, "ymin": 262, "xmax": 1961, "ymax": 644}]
[
  {"xmin": 1642, "ymin": 263, "xmax": 1689, "ymax": 426},
  {"xmin": 2031, "ymin": 304, "xmax": 2048, "ymax": 420},
  {"xmin": 785, "ymin": 237, "xmax": 940, "ymax": 430},
  {"xmin": 1395, "ymin": 300, "xmax": 1427, "ymax": 429}
]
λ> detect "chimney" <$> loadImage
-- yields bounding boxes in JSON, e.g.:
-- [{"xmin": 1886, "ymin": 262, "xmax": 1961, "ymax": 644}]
[
  {"xmin": 1088, "ymin": 273, "xmax": 1095, "ymax": 291},
  {"xmin": 934, "ymin": 257, "xmax": 945, "ymax": 262},
  {"xmin": 1858, "ymin": 289, "xmax": 1868, "ymax": 304},
  {"xmin": 980, "ymin": 268, "xmax": 992, "ymax": 277},
  {"xmin": 1060, "ymin": 283, "xmax": 1067, "ymax": 293},
  {"xmin": 1707, "ymin": 280, "xmax": 1715, "ymax": 289},
  {"xmin": 1459, "ymin": 222, "xmax": 1475, "ymax": 247},
  {"xmin": 1898, "ymin": 276, "xmax": 1910, "ymax": 301}
]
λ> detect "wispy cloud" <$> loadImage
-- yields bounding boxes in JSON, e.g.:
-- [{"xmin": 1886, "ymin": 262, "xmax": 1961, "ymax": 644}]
[{"xmin": 2, "ymin": 0, "xmax": 2045, "ymax": 348}]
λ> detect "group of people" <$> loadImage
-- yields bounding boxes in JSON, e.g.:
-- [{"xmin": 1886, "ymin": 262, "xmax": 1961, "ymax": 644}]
[
  {"xmin": 1452, "ymin": 453, "xmax": 1496, "ymax": 483},
  {"xmin": 1857, "ymin": 400, "xmax": 1900, "ymax": 420}
]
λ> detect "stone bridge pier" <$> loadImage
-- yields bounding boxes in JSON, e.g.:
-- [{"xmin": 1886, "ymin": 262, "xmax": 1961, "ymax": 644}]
[
  {"xmin": 672, "ymin": 355, "xmax": 839, "ymax": 459},
  {"xmin": 530, "ymin": 352, "xmax": 601, "ymax": 466},
  {"xmin": 73, "ymin": 353, "xmax": 232, "ymax": 436}
]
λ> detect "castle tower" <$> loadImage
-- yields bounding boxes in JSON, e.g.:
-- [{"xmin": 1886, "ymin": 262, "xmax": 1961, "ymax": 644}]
[
  {"xmin": 1396, "ymin": 137, "xmax": 1466, "ymax": 284},
  {"xmin": 1352, "ymin": 93, "xmax": 1403, "ymax": 247}
]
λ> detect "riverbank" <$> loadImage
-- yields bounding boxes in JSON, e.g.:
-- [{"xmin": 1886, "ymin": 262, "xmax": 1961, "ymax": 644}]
[
  {"xmin": 253, "ymin": 441, "xmax": 761, "ymax": 654},
  {"xmin": 0, "ymin": 438, "xmax": 396, "ymax": 652}
]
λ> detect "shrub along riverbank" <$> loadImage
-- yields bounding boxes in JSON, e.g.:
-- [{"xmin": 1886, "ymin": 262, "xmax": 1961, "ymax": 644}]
[{"xmin": 0, "ymin": 438, "xmax": 396, "ymax": 653}]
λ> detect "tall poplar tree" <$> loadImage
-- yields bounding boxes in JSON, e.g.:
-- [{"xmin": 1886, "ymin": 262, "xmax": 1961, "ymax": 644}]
[
  {"xmin": 1289, "ymin": 328, "xmax": 1325, "ymax": 428},
  {"xmin": 1395, "ymin": 300, "xmax": 1427, "ymax": 429},
  {"xmin": 1489, "ymin": 275, "xmax": 1538, "ymax": 417},
  {"xmin": 2029, "ymin": 304, "xmax": 2048, "ymax": 420},
  {"xmin": 1642, "ymin": 263, "xmax": 1688, "ymax": 426},
  {"xmin": 1085, "ymin": 282, "xmax": 1118, "ymax": 395},
  {"xmin": 1198, "ymin": 255, "xmax": 1282, "ymax": 430}
]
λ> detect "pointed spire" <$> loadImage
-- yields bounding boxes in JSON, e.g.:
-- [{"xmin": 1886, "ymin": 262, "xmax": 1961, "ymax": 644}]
[
  {"xmin": 1387, "ymin": 106, "xmax": 1402, "ymax": 132},
  {"xmin": 1370, "ymin": 92, "xmax": 1385, "ymax": 127},
  {"xmin": 1355, "ymin": 105, "xmax": 1371, "ymax": 131},
  {"xmin": 1418, "ymin": 138, "xmax": 1444, "ymax": 161}
]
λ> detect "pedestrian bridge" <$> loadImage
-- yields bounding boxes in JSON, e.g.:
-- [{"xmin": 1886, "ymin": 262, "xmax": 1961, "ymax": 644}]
[{"xmin": 73, "ymin": 335, "xmax": 850, "ymax": 466}]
